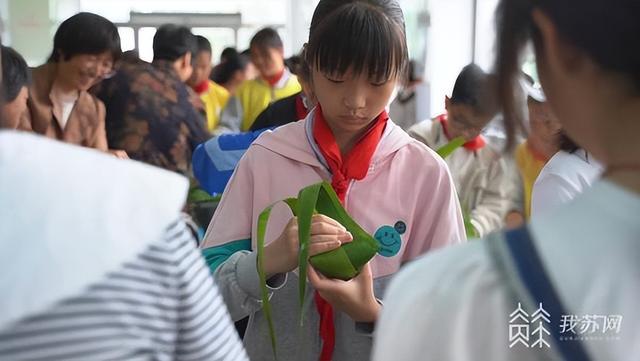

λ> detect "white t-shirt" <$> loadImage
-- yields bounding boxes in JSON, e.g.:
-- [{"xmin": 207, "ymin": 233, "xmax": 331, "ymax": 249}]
[
  {"xmin": 59, "ymin": 99, "xmax": 76, "ymax": 129},
  {"xmin": 531, "ymin": 149, "xmax": 603, "ymax": 217},
  {"xmin": 373, "ymin": 180, "xmax": 640, "ymax": 361},
  {"xmin": 50, "ymin": 85, "xmax": 78, "ymax": 130}
]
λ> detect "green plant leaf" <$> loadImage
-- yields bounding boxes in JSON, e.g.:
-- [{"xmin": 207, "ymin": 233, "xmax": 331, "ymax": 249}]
[
  {"xmin": 436, "ymin": 136, "xmax": 466, "ymax": 158},
  {"xmin": 296, "ymin": 183, "xmax": 321, "ymax": 325},
  {"xmin": 257, "ymin": 202, "xmax": 279, "ymax": 360},
  {"xmin": 255, "ymin": 181, "xmax": 380, "ymax": 359}
]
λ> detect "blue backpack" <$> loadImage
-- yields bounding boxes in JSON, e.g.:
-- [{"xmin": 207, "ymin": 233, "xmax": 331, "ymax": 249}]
[{"xmin": 192, "ymin": 128, "xmax": 272, "ymax": 196}]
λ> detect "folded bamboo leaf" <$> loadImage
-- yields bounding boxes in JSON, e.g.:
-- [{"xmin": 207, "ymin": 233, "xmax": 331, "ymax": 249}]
[
  {"xmin": 256, "ymin": 181, "xmax": 380, "ymax": 359},
  {"xmin": 309, "ymin": 183, "xmax": 380, "ymax": 280},
  {"xmin": 436, "ymin": 136, "xmax": 466, "ymax": 158}
]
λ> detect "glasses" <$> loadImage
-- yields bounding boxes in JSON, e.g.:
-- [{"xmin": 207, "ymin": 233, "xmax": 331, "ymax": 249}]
[
  {"xmin": 448, "ymin": 113, "xmax": 485, "ymax": 132},
  {"xmin": 82, "ymin": 55, "xmax": 116, "ymax": 79}
]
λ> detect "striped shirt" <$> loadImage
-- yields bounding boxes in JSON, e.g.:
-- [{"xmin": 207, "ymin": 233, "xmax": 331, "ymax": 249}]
[{"xmin": 0, "ymin": 221, "xmax": 248, "ymax": 361}]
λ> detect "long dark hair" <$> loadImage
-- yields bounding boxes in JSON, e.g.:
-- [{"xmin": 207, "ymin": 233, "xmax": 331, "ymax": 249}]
[
  {"xmin": 304, "ymin": 0, "xmax": 408, "ymax": 84},
  {"xmin": 495, "ymin": 0, "xmax": 640, "ymax": 149}
]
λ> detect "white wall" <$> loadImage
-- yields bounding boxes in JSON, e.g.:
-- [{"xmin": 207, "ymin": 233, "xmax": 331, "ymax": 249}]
[
  {"xmin": 425, "ymin": 0, "xmax": 474, "ymax": 116},
  {"xmin": 474, "ymin": 0, "xmax": 499, "ymax": 72},
  {"xmin": 287, "ymin": 0, "xmax": 319, "ymax": 55},
  {"xmin": 424, "ymin": 0, "xmax": 498, "ymax": 117}
]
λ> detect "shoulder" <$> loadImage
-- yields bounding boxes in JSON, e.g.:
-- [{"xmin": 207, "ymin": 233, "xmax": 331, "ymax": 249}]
[
  {"xmin": 237, "ymin": 78, "xmax": 266, "ymax": 94},
  {"xmin": 381, "ymin": 123, "xmax": 449, "ymax": 178},
  {"xmin": 407, "ymin": 119, "xmax": 440, "ymax": 146},
  {"xmin": 375, "ymin": 238, "xmax": 523, "ymax": 360},
  {"xmin": 28, "ymin": 64, "xmax": 55, "ymax": 100},
  {"xmin": 386, "ymin": 240, "xmax": 499, "ymax": 305},
  {"xmin": 251, "ymin": 121, "xmax": 314, "ymax": 159},
  {"xmin": 209, "ymin": 81, "xmax": 230, "ymax": 98},
  {"xmin": 79, "ymin": 91, "xmax": 107, "ymax": 115}
]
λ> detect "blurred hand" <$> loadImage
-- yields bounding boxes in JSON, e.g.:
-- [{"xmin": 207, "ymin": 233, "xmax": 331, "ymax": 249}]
[{"xmin": 505, "ymin": 211, "xmax": 525, "ymax": 229}]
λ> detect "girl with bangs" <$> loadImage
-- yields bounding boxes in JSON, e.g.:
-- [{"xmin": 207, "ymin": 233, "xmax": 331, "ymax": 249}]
[{"xmin": 200, "ymin": 1, "xmax": 465, "ymax": 360}]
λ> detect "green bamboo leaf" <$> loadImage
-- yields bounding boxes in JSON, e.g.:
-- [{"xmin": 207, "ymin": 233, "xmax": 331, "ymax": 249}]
[
  {"xmin": 255, "ymin": 181, "xmax": 380, "ymax": 359},
  {"xmin": 461, "ymin": 204, "xmax": 479, "ymax": 239},
  {"xmin": 256, "ymin": 198, "xmax": 298, "ymax": 361},
  {"xmin": 296, "ymin": 183, "xmax": 321, "ymax": 325},
  {"xmin": 257, "ymin": 202, "xmax": 279, "ymax": 360},
  {"xmin": 309, "ymin": 183, "xmax": 380, "ymax": 280},
  {"xmin": 436, "ymin": 136, "xmax": 466, "ymax": 158}
]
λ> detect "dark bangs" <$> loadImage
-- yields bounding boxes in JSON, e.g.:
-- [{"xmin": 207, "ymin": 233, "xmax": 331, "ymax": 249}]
[{"xmin": 306, "ymin": 2, "xmax": 408, "ymax": 83}]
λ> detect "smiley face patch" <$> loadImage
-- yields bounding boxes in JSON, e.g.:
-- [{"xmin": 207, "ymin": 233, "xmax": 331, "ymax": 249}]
[{"xmin": 374, "ymin": 221, "xmax": 406, "ymax": 257}]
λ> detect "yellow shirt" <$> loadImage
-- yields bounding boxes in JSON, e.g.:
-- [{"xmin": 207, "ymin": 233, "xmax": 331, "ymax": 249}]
[
  {"xmin": 515, "ymin": 141, "xmax": 547, "ymax": 219},
  {"xmin": 235, "ymin": 70, "xmax": 301, "ymax": 131},
  {"xmin": 201, "ymin": 81, "xmax": 230, "ymax": 132}
]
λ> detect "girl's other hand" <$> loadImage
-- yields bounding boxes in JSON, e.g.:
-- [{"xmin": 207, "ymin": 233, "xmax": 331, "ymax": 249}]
[{"xmin": 307, "ymin": 262, "xmax": 380, "ymax": 323}]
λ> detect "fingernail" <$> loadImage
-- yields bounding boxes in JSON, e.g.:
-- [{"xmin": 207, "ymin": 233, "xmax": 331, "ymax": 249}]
[{"xmin": 341, "ymin": 232, "xmax": 353, "ymax": 241}]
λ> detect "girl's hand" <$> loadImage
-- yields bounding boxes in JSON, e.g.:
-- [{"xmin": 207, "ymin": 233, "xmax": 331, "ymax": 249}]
[
  {"xmin": 262, "ymin": 214, "xmax": 353, "ymax": 277},
  {"xmin": 307, "ymin": 262, "xmax": 381, "ymax": 323}
]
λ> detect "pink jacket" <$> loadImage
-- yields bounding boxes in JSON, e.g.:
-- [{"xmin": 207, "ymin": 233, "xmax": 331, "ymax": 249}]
[
  {"xmin": 202, "ymin": 111, "xmax": 465, "ymax": 277},
  {"xmin": 201, "ymin": 110, "xmax": 466, "ymax": 361}
]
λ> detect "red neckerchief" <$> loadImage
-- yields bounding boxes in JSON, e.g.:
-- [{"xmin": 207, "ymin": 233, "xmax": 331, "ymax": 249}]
[
  {"xmin": 437, "ymin": 113, "xmax": 486, "ymax": 151},
  {"xmin": 193, "ymin": 80, "xmax": 209, "ymax": 95},
  {"xmin": 312, "ymin": 106, "xmax": 388, "ymax": 361},
  {"xmin": 264, "ymin": 68, "xmax": 285, "ymax": 87},
  {"xmin": 295, "ymin": 94, "xmax": 309, "ymax": 121}
]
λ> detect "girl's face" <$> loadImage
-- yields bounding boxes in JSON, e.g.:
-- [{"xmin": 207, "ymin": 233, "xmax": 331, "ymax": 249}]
[
  {"xmin": 528, "ymin": 98, "xmax": 562, "ymax": 140},
  {"xmin": 311, "ymin": 67, "xmax": 397, "ymax": 135},
  {"xmin": 251, "ymin": 46, "xmax": 284, "ymax": 79}
]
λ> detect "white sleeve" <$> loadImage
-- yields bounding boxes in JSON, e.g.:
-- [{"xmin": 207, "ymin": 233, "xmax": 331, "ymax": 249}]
[{"xmin": 531, "ymin": 173, "xmax": 576, "ymax": 218}]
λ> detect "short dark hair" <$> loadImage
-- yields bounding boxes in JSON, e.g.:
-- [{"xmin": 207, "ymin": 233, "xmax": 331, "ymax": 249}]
[
  {"xmin": 249, "ymin": 27, "xmax": 283, "ymax": 52},
  {"xmin": 220, "ymin": 47, "xmax": 238, "ymax": 62},
  {"xmin": 195, "ymin": 35, "xmax": 212, "ymax": 55},
  {"xmin": 211, "ymin": 53, "xmax": 249, "ymax": 85},
  {"xmin": 153, "ymin": 24, "xmax": 197, "ymax": 62},
  {"xmin": 49, "ymin": 12, "xmax": 121, "ymax": 63},
  {"xmin": 495, "ymin": 0, "xmax": 640, "ymax": 150},
  {"xmin": 450, "ymin": 64, "xmax": 499, "ymax": 116},
  {"xmin": 305, "ymin": 0, "xmax": 408, "ymax": 83},
  {"xmin": 1, "ymin": 46, "xmax": 30, "ymax": 102},
  {"xmin": 285, "ymin": 55, "xmax": 302, "ymax": 75}
]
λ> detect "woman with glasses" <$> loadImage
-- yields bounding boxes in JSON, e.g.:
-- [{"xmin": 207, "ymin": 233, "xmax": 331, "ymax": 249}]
[{"xmin": 19, "ymin": 12, "xmax": 127, "ymax": 158}]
